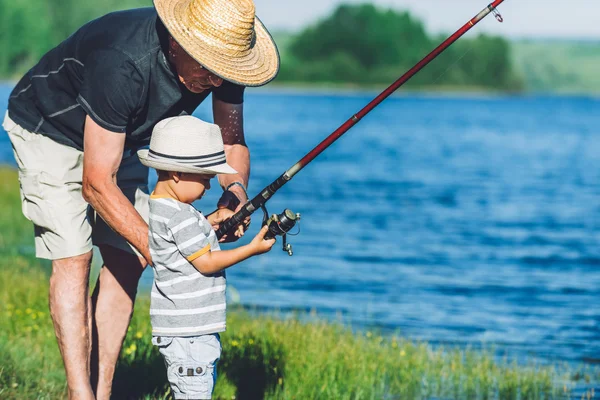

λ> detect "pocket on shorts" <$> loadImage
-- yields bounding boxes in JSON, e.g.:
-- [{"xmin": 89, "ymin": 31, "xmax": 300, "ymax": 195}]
[
  {"xmin": 152, "ymin": 335, "xmax": 175, "ymax": 348},
  {"xmin": 154, "ymin": 336, "xmax": 219, "ymax": 399},
  {"xmin": 170, "ymin": 361, "xmax": 215, "ymax": 397},
  {"xmin": 18, "ymin": 170, "xmax": 56, "ymax": 231},
  {"xmin": 5, "ymin": 118, "xmax": 39, "ymax": 143},
  {"xmin": 2, "ymin": 111, "xmax": 16, "ymax": 132},
  {"xmin": 189, "ymin": 334, "xmax": 222, "ymax": 364},
  {"xmin": 5, "ymin": 119, "xmax": 44, "ymax": 170}
]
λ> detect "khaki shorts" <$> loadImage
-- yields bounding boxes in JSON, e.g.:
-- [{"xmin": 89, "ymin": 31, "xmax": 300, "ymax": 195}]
[{"xmin": 3, "ymin": 112, "xmax": 149, "ymax": 260}]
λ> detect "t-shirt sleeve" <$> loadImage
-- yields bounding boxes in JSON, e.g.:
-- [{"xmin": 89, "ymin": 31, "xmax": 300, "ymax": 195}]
[
  {"xmin": 212, "ymin": 80, "xmax": 245, "ymax": 104},
  {"xmin": 77, "ymin": 50, "xmax": 144, "ymax": 133},
  {"xmin": 167, "ymin": 210, "xmax": 211, "ymax": 261}
]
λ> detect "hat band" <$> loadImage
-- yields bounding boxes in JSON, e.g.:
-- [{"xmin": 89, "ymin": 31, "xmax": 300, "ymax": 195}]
[{"xmin": 148, "ymin": 149, "xmax": 228, "ymax": 168}]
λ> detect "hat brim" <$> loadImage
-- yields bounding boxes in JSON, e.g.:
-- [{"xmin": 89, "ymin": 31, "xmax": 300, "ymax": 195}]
[
  {"xmin": 154, "ymin": 0, "xmax": 280, "ymax": 87},
  {"xmin": 137, "ymin": 149, "xmax": 238, "ymax": 175}
]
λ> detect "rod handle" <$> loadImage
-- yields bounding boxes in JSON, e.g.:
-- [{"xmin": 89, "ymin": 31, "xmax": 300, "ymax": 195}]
[
  {"xmin": 215, "ymin": 174, "xmax": 289, "ymax": 239},
  {"xmin": 215, "ymin": 203, "xmax": 251, "ymax": 238}
]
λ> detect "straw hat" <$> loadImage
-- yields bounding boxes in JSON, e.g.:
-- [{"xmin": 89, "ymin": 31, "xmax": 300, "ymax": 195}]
[
  {"xmin": 154, "ymin": 0, "xmax": 280, "ymax": 87},
  {"xmin": 138, "ymin": 116, "xmax": 238, "ymax": 175}
]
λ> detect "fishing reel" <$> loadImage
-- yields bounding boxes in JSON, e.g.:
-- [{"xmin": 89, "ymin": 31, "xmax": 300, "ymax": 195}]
[{"xmin": 261, "ymin": 206, "xmax": 301, "ymax": 256}]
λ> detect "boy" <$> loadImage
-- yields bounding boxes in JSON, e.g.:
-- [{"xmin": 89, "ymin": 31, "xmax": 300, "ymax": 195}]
[{"xmin": 138, "ymin": 115, "xmax": 275, "ymax": 399}]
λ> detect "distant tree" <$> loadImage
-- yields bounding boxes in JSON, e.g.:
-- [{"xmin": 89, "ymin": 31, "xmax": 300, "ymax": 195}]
[
  {"xmin": 289, "ymin": 4, "xmax": 430, "ymax": 70},
  {"xmin": 279, "ymin": 3, "xmax": 522, "ymax": 90},
  {"xmin": 0, "ymin": 0, "xmax": 53, "ymax": 77},
  {"xmin": 0, "ymin": 0, "xmax": 151, "ymax": 78},
  {"xmin": 44, "ymin": 0, "xmax": 151, "ymax": 44},
  {"xmin": 0, "ymin": 0, "xmax": 522, "ymax": 91}
]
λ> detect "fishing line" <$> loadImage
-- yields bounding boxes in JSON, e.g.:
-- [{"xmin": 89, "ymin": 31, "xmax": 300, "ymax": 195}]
[{"xmin": 430, "ymin": 46, "xmax": 475, "ymax": 87}]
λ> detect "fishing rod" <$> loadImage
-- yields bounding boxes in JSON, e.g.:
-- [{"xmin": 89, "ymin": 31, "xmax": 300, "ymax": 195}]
[{"xmin": 217, "ymin": 1, "xmax": 506, "ymax": 253}]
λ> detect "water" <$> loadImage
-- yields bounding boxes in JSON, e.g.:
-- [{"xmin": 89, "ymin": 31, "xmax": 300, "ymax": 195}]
[{"xmin": 1, "ymin": 83, "xmax": 599, "ymax": 365}]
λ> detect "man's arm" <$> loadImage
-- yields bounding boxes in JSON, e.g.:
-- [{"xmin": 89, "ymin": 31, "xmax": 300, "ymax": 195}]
[
  {"xmin": 81, "ymin": 115, "xmax": 151, "ymax": 265},
  {"xmin": 213, "ymin": 97, "xmax": 249, "ymax": 206}
]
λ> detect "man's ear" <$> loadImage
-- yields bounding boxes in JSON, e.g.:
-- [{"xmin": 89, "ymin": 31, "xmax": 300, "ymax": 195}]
[{"xmin": 169, "ymin": 36, "xmax": 180, "ymax": 53}]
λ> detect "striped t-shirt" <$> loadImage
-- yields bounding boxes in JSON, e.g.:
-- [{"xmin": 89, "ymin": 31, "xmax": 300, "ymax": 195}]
[{"xmin": 148, "ymin": 194, "xmax": 226, "ymax": 337}]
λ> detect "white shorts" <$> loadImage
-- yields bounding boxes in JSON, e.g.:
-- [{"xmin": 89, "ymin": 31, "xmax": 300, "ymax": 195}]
[{"xmin": 3, "ymin": 112, "xmax": 149, "ymax": 260}]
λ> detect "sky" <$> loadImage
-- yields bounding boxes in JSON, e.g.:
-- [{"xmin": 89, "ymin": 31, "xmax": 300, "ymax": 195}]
[{"xmin": 254, "ymin": 0, "xmax": 600, "ymax": 40}]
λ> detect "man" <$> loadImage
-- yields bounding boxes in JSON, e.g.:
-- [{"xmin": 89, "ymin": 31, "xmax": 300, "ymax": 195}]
[{"xmin": 2, "ymin": 0, "xmax": 279, "ymax": 398}]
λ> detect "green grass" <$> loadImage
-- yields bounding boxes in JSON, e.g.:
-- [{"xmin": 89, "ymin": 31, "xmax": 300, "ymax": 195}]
[{"xmin": 0, "ymin": 167, "xmax": 597, "ymax": 399}]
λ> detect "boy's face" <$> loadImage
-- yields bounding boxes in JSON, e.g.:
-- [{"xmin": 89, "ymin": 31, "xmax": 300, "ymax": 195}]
[{"xmin": 174, "ymin": 172, "xmax": 216, "ymax": 203}]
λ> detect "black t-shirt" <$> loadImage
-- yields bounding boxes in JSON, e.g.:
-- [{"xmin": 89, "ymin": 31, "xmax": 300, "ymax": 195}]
[{"xmin": 8, "ymin": 8, "xmax": 244, "ymax": 151}]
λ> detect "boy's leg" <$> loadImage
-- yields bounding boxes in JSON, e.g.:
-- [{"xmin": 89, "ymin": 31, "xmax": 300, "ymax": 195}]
[
  {"xmin": 188, "ymin": 334, "xmax": 221, "ymax": 399},
  {"xmin": 153, "ymin": 335, "xmax": 222, "ymax": 400}
]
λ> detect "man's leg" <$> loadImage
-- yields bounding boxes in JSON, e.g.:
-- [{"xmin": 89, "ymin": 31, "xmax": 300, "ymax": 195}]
[
  {"xmin": 4, "ymin": 113, "xmax": 97, "ymax": 398},
  {"xmin": 49, "ymin": 251, "xmax": 95, "ymax": 400},
  {"xmin": 91, "ymin": 245, "xmax": 145, "ymax": 400}
]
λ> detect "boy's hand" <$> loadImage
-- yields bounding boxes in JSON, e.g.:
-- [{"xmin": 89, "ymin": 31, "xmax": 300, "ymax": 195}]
[
  {"xmin": 249, "ymin": 226, "xmax": 276, "ymax": 255},
  {"xmin": 208, "ymin": 208, "xmax": 244, "ymax": 242}
]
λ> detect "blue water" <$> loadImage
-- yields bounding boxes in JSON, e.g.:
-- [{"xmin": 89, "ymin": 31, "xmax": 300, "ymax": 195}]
[{"xmin": 1, "ymin": 83, "xmax": 599, "ymax": 365}]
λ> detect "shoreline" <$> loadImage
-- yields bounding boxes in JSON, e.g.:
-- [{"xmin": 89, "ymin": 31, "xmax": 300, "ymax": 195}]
[
  {"xmin": 0, "ymin": 164, "xmax": 598, "ymax": 371},
  {"xmin": 0, "ymin": 168, "xmax": 598, "ymax": 398},
  {"xmin": 252, "ymin": 83, "xmax": 600, "ymax": 99},
  {"xmin": 2, "ymin": 79, "xmax": 600, "ymax": 99}
]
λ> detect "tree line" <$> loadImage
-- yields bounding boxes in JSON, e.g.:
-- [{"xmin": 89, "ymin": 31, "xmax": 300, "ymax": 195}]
[
  {"xmin": 277, "ymin": 4, "xmax": 523, "ymax": 91},
  {"xmin": 0, "ymin": 0, "xmax": 149, "ymax": 79},
  {"xmin": 0, "ymin": 1, "xmax": 522, "ymax": 90}
]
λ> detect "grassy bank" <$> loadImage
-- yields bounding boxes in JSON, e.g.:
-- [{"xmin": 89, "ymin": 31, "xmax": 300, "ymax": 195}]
[{"xmin": 0, "ymin": 167, "xmax": 595, "ymax": 399}]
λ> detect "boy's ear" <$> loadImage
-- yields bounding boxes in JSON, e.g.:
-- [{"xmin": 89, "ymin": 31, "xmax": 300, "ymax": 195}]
[{"xmin": 170, "ymin": 171, "xmax": 181, "ymax": 183}]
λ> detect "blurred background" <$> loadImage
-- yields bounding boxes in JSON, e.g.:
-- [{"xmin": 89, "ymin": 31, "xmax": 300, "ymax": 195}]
[{"xmin": 1, "ymin": 0, "xmax": 598, "ymax": 368}]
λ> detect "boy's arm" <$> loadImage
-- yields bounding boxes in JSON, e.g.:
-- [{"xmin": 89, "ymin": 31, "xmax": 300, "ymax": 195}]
[
  {"xmin": 190, "ymin": 243, "xmax": 254, "ymax": 275},
  {"xmin": 191, "ymin": 226, "xmax": 274, "ymax": 275}
]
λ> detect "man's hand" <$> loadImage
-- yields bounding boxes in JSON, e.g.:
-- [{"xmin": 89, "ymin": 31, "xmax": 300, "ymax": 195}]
[
  {"xmin": 217, "ymin": 190, "xmax": 241, "ymax": 211},
  {"xmin": 207, "ymin": 207, "xmax": 245, "ymax": 243}
]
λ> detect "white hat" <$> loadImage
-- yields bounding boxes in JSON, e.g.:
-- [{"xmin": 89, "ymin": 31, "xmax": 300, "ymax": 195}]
[{"xmin": 137, "ymin": 116, "xmax": 238, "ymax": 175}]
